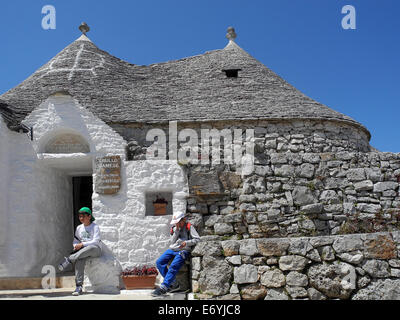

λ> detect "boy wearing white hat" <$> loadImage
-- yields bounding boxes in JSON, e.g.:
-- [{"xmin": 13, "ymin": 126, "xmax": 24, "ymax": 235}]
[{"xmin": 152, "ymin": 211, "xmax": 200, "ymax": 296}]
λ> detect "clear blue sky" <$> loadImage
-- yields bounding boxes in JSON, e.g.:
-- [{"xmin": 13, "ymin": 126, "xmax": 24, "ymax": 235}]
[{"xmin": 1, "ymin": 0, "xmax": 399, "ymax": 152}]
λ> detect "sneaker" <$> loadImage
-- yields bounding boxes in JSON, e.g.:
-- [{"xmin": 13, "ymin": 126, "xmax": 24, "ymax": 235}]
[
  {"xmin": 168, "ymin": 282, "xmax": 181, "ymax": 293},
  {"xmin": 72, "ymin": 286, "xmax": 83, "ymax": 296},
  {"xmin": 57, "ymin": 257, "xmax": 71, "ymax": 271},
  {"xmin": 151, "ymin": 285, "xmax": 167, "ymax": 297}
]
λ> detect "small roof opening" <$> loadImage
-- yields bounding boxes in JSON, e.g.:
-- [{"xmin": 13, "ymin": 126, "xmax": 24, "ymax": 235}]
[{"xmin": 223, "ymin": 69, "xmax": 242, "ymax": 78}]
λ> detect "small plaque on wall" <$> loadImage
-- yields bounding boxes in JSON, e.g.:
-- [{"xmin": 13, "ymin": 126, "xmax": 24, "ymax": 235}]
[{"xmin": 95, "ymin": 156, "xmax": 121, "ymax": 195}]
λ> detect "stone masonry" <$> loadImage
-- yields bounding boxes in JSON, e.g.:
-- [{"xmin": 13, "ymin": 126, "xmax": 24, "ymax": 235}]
[
  {"xmin": 191, "ymin": 231, "xmax": 400, "ymax": 300},
  {"xmin": 187, "ymin": 151, "xmax": 400, "ymax": 239},
  {"xmin": 182, "ymin": 150, "xmax": 400, "ymax": 299}
]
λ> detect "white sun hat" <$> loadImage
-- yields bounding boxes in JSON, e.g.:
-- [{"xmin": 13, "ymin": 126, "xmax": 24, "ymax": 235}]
[{"xmin": 170, "ymin": 212, "xmax": 187, "ymax": 225}]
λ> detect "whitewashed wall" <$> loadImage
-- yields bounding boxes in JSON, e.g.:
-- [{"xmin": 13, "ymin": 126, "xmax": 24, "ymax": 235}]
[
  {"xmin": 0, "ymin": 120, "xmax": 76, "ymax": 277},
  {"xmin": 18, "ymin": 93, "xmax": 125, "ymax": 277},
  {"xmin": 1, "ymin": 93, "xmax": 189, "ymax": 278},
  {"xmin": 24, "ymin": 94, "xmax": 126, "ymax": 157},
  {"xmin": 0, "ymin": 118, "xmax": 10, "ymax": 276},
  {"xmin": 94, "ymin": 160, "xmax": 189, "ymax": 269}
]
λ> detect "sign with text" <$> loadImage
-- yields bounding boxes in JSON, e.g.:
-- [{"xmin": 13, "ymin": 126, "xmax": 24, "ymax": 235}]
[{"xmin": 95, "ymin": 156, "xmax": 121, "ymax": 195}]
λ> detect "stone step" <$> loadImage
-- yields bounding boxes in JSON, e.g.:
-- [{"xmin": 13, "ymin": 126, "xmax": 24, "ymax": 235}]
[
  {"xmin": 0, "ymin": 288, "xmax": 187, "ymax": 300},
  {"xmin": 0, "ymin": 275, "xmax": 75, "ymax": 290}
]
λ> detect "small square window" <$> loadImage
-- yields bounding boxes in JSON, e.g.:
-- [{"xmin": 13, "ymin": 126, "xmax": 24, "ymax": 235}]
[
  {"xmin": 223, "ymin": 69, "xmax": 242, "ymax": 78},
  {"xmin": 145, "ymin": 192, "xmax": 173, "ymax": 216}
]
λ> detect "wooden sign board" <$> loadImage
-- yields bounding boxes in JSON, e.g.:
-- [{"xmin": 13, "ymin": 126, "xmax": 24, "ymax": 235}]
[{"xmin": 95, "ymin": 156, "xmax": 121, "ymax": 195}]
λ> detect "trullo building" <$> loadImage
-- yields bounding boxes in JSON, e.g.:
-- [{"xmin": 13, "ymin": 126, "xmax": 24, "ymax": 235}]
[{"xmin": 1, "ymin": 24, "xmax": 400, "ymax": 300}]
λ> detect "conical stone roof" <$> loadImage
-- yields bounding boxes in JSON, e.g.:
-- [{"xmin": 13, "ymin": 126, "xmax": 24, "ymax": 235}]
[{"xmin": 0, "ymin": 30, "xmax": 370, "ymax": 139}]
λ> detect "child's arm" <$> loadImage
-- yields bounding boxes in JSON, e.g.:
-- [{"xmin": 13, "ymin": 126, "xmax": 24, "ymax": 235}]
[
  {"xmin": 185, "ymin": 225, "xmax": 201, "ymax": 247},
  {"xmin": 81, "ymin": 225, "xmax": 101, "ymax": 247},
  {"xmin": 73, "ymin": 227, "xmax": 81, "ymax": 247},
  {"xmin": 170, "ymin": 225, "xmax": 180, "ymax": 245}
]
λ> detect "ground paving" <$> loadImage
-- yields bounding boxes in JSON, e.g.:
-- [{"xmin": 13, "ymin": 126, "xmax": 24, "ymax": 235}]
[{"xmin": 0, "ymin": 288, "xmax": 187, "ymax": 300}]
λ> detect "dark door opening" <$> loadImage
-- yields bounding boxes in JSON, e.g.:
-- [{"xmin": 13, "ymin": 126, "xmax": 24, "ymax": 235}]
[{"xmin": 72, "ymin": 176, "xmax": 93, "ymax": 231}]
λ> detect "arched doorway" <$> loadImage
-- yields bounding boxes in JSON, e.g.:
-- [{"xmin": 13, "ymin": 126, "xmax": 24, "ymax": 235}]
[{"xmin": 36, "ymin": 130, "xmax": 94, "ymax": 273}]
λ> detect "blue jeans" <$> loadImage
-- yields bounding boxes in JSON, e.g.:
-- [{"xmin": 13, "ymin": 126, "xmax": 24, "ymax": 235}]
[{"xmin": 156, "ymin": 249, "xmax": 189, "ymax": 289}]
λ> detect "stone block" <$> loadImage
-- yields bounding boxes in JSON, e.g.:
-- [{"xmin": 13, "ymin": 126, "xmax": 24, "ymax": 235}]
[
  {"xmin": 319, "ymin": 246, "xmax": 335, "ymax": 261},
  {"xmin": 191, "ymin": 241, "xmax": 223, "ymax": 257},
  {"xmin": 219, "ymin": 172, "xmax": 242, "ymax": 190},
  {"xmin": 346, "ymin": 168, "xmax": 366, "ymax": 182},
  {"xmin": 279, "ymin": 255, "xmax": 309, "ymax": 271},
  {"xmin": 239, "ymin": 239, "xmax": 258, "ymax": 256},
  {"xmin": 286, "ymin": 286, "xmax": 308, "ymax": 299},
  {"xmin": 292, "ymin": 186, "xmax": 316, "ymax": 206},
  {"xmin": 301, "ymin": 203, "xmax": 323, "ymax": 215},
  {"xmin": 336, "ymin": 251, "xmax": 364, "ymax": 265},
  {"xmin": 257, "ymin": 239, "xmax": 290, "ymax": 257},
  {"xmin": 189, "ymin": 172, "xmax": 222, "ymax": 195},
  {"xmin": 288, "ymin": 239, "xmax": 313, "ymax": 256},
  {"xmin": 308, "ymin": 287, "xmax": 327, "ymax": 300},
  {"xmin": 192, "ymin": 257, "xmax": 201, "ymax": 271},
  {"xmin": 221, "ymin": 240, "xmax": 240, "ymax": 256},
  {"xmin": 364, "ymin": 235, "xmax": 397, "ymax": 259},
  {"xmin": 270, "ymin": 153, "xmax": 288, "ymax": 164},
  {"xmin": 198, "ymin": 256, "xmax": 232, "ymax": 296},
  {"xmin": 274, "ymin": 164, "xmax": 294, "ymax": 177},
  {"xmin": 260, "ymin": 269, "xmax": 285, "ymax": 288},
  {"xmin": 214, "ymin": 223, "xmax": 234, "ymax": 235},
  {"xmin": 83, "ymin": 244, "xmax": 123, "ymax": 294},
  {"xmin": 226, "ymin": 255, "xmax": 241, "ymax": 265},
  {"xmin": 361, "ymin": 259, "xmax": 390, "ymax": 278},
  {"xmin": 373, "ymin": 181, "xmax": 398, "ymax": 193},
  {"xmin": 307, "ymin": 262, "xmax": 356, "ymax": 299},
  {"xmin": 286, "ymin": 271, "xmax": 308, "ymax": 287},
  {"xmin": 332, "ymin": 235, "xmax": 364, "ymax": 253},
  {"xmin": 352, "ymin": 279, "xmax": 400, "ymax": 300},
  {"xmin": 354, "ymin": 180, "xmax": 373, "ymax": 191},
  {"xmin": 233, "ymin": 264, "xmax": 258, "ymax": 284},
  {"xmin": 240, "ymin": 283, "xmax": 268, "ymax": 300},
  {"xmin": 264, "ymin": 288, "xmax": 289, "ymax": 300}
]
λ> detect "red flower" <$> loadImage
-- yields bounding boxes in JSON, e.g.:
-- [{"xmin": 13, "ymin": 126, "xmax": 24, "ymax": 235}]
[{"xmin": 122, "ymin": 265, "xmax": 158, "ymax": 276}]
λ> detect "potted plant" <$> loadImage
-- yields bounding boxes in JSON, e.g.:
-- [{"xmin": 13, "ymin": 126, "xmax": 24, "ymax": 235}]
[
  {"xmin": 153, "ymin": 196, "xmax": 168, "ymax": 216},
  {"xmin": 121, "ymin": 265, "xmax": 158, "ymax": 290}
]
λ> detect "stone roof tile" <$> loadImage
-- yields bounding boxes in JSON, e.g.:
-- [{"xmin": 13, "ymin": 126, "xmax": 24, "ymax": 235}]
[{"xmin": 0, "ymin": 33, "xmax": 370, "ymax": 139}]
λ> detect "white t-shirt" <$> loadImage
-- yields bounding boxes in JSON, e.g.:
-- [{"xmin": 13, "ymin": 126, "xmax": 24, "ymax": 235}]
[{"xmin": 73, "ymin": 223, "xmax": 102, "ymax": 249}]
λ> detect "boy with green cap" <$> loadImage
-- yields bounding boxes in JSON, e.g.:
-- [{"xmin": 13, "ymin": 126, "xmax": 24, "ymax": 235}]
[{"xmin": 58, "ymin": 207, "xmax": 103, "ymax": 296}]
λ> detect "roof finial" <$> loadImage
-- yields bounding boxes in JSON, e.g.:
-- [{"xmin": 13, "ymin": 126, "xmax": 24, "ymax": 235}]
[
  {"xmin": 79, "ymin": 22, "xmax": 90, "ymax": 35},
  {"xmin": 226, "ymin": 27, "xmax": 237, "ymax": 42}
]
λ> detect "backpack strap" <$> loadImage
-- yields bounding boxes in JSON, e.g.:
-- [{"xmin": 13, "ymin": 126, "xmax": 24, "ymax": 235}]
[
  {"xmin": 186, "ymin": 223, "xmax": 192, "ymax": 240},
  {"xmin": 170, "ymin": 222, "xmax": 192, "ymax": 237}
]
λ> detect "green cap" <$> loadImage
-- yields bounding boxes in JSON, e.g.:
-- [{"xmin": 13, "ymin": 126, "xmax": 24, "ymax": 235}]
[{"xmin": 78, "ymin": 207, "xmax": 95, "ymax": 222}]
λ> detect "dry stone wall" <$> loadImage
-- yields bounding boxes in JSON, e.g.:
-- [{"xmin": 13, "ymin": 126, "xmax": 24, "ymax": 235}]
[
  {"xmin": 111, "ymin": 118, "xmax": 371, "ymax": 158},
  {"xmin": 184, "ymin": 151, "xmax": 400, "ymax": 300},
  {"xmin": 118, "ymin": 121, "xmax": 400, "ymax": 300},
  {"xmin": 190, "ymin": 231, "xmax": 400, "ymax": 300},
  {"xmin": 190, "ymin": 152, "xmax": 400, "ymax": 239}
]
